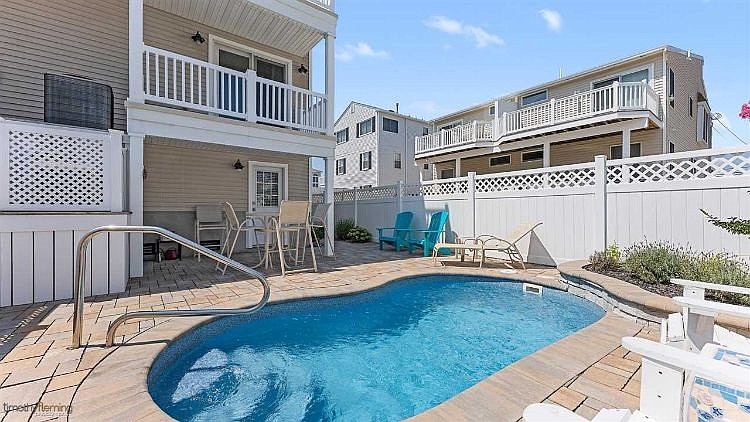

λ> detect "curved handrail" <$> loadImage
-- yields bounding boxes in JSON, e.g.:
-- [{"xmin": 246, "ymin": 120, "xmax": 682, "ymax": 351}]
[{"xmin": 70, "ymin": 225, "xmax": 270, "ymax": 348}]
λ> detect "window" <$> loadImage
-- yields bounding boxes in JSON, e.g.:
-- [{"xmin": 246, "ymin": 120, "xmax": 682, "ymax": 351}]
[
  {"xmin": 489, "ymin": 155, "xmax": 511, "ymax": 167},
  {"xmin": 336, "ymin": 158, "xmax": 346, "ymax": 175},
  {"xmin": 689, "ymin": 97, "xmax": 694, "ymax": 117},
  {"xmin": 593, "ymin": 77, "xmax": 619, "ymax": 89},
  {"xmin": 383, "ymin": 117, "xmax": 399, "ymax": 133},
  {"xmin": 357, "ymin": 117, "xmax": 375, "ymax": 137},
  {"xmin": 610, "ymin": 143, "xmax": 642, "ymax": 159},
  {"xmin": 593, "ymin": 69, "xmax": 648, "ymax": 89},
  {"xmin": 336, "ymin": 128, "xmax": 349, "ymax": 144},
  {"xmin": 521, "ymin": 150, "xmax": 544, "ymax": 162},
  {"xmin": 521, "ymin": 90, "xmax": 548, "ymax": 106},
  {"xmin": 312, "ymin": 174, "xmax": 319, "ymax": 187},
  {"xmin": 360, "ymin": 151, "xmax": 372, "ymax": 171},
  {"xmin": 439, "ymin": 121, "xmax": 463, "ymax": 131},
  {"xmin": 440, "ymin": 168, "xmax": 455, "ymax": 179},
  {"xmin": 422, "ymin": 127, "xmax": 430, "ymax": 136},
  {"xmin": 489, "ymin": 104, "xmax": 496, "ymax": 116},
  {"xmin": 394, "ymin": 153, "xmax": 402, "ymax": 169},
  {"xmin": 44, "ymin": 74, "xmax": 114, "ymax": 130},
  {"xmin": 668, "ymin": 68, "xmax": 675, "ymax": 108},
  {"xmin": 701, "ymin": 108, "xmax": 711, "ymax": 142},
  {"xmin": 423, "ymin": 163, "xmax": 430, "ymax": 170},
  {"xmin": 669, "ymin": 142, "xmax": 675, "ymax": 153}
]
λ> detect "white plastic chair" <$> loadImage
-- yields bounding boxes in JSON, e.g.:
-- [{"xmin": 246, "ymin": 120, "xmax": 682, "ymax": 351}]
[
  {"xmin": 524, "ymin": 337, "xmax": 750, "ymax": 422},
  {"xmin": 661, "ymin": 278, "xmax": 750, "ymax": 353},
  {"xmin": 309, "ymin": 203, "xmax": 334, "ymax": 258},
  {"xmin": 194, "ymin": 204, "xmax": 225, "ymax": 262},
  {"xmin": 268, "ymin": 201, "xmax": 317, "ymax": 276}
]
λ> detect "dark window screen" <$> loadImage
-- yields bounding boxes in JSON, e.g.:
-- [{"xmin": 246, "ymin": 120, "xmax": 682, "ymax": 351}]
[{"xmin": 44, "ymin": 74, "xmax": 113, "ymax": 130}]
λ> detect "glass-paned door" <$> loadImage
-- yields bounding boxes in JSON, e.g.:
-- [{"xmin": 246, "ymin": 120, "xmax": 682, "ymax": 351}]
[
  {"xmin": 255, "ymin": 57, "xmax": 288, "ymax": 122},
  {"xmin": 251, "ymin": 166, "xmax": 285, "ymax": 214},
  {"xmin": 217, "ymin": 49, "xmax": 249, "ymax": 115}
]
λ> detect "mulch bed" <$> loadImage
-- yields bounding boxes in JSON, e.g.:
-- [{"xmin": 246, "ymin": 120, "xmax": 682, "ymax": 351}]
[{"xmin": 583, "ymin": 265, "xmax": 683, "ymax": 298}]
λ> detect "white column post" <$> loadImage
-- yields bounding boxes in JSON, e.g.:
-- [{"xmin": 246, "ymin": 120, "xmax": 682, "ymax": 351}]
[
  {"xmin": 324, "ymin": 33, "xmax": 335, "ymax": 136},
  {"xmin": 468, "ymin": 172, "xmax": 477, "ymax": 238},
  {"xmin": 108, "ymin": 130, "xmax": 125, "ymax": 212},
  {"xmin": 622, "ymin": 128, "xmax": 631, "ymax": 183},
  {"xmin": 129, "ymin": 0, "xmax": 144, "ymax": 103},
  {"xmin": 594, "ymin": 155, "xmax": 608, "ymax": 252},
  {"xmin": 245, "ymin": 70, "xmax": 257, "ymax": 123},
  {"xmin": 543, "ymin": 142, "xmax": 551, "ymax": 167},
  {"xmin": 493, "ymin": 100, "xmax": 500, "ymax": 139},
  {"xmin": 550, "ymin": 98, "xmax": 556, "ymax": 124},
  {"xmin": 396, "ymin": 180, "xmax": 403, "ymax": 213},
  {"xmin": 324, "ymin": 155, "xmax": 335, "ymax": 256},
  {"xmin": 455, "ymin": 158, "xmax": 461, "ymax": 178},
  {"xmin": 353, "ymin": 187, "xmax": 358, "ymax": 226},
  {"xmin": 128, "ymin": 134, "xmax": 145, "ymax": 277}
]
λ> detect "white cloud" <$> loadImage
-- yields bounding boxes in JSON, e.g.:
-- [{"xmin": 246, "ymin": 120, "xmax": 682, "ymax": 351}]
[
  {"xmin": 539, "ymin": 9, "xmax": 563, "ymax": 31},
  {"xmin": 336, "ymin": 42, "xmax": 389, "ymax": 62},
  {"xmin": 424, "ymin": 16, "xmax": 504, "ymax": 48}
]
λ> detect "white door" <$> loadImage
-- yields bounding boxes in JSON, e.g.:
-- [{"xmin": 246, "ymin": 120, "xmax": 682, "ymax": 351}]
[{"xmin": 247, "ymin": 163, "xmax": 287, "ymax": 247}]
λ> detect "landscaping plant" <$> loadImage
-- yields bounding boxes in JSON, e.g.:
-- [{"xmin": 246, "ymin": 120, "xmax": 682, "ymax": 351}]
[
  {"xmin": 334, "ymin": 218, "xmax": 355, "ymax": 241},
  {"xmin": 588, "ymin": 244, "xmax": 621, "ymax": 272},
  {"xmin": 347, "ymin": 226, "xmax": 372, "ymax": 243}
]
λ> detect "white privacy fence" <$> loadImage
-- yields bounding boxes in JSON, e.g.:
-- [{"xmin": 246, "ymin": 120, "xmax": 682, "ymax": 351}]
[
  {"xmin": 329, "ymin": 146, "xmax": 750, "ymax": 266},
  {"xmin": 0, "ymin": 118, "xmax": 125, "ymax": 211}
]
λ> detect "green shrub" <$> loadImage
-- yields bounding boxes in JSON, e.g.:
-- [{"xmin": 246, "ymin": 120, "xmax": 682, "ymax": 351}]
[
  {"xmin": 347, "ymin": 226, "xmax": 372, "ymax": 243},
  {"xmin": 588, "ymin": 244, "xmax": 622, "ymax": 272},
  {"xmin": 312, "ymin": 226, "xmax": 325, "ymax": 245},
  {"xmin": 623, "ymin": 241, "xmax": 687, "ymax": 285},
  {"xmin": 334, "ymin": 219, "xmax": 355, "ymax": 241}
]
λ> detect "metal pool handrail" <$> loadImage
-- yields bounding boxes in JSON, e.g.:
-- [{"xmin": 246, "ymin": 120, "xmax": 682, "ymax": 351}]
[{"xmin": 70, "ymin": 225, "xmax": 270, "ymax": 348}]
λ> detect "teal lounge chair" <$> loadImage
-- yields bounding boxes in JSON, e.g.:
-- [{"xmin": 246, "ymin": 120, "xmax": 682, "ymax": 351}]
[
  {"xmin": 407, "ymin": 211, "xmax": 449, "ymax": 257},
  {"xmin": 377, "ymin": 211, "xmax": 414, "ymax": 252}
]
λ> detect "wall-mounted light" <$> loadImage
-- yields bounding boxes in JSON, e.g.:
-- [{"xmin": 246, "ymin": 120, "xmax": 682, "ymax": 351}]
[
  {"xmin": 191, "ymin": 31, "xmax": 206, "ymax": 44},
  {"xmin": 297, "ymin": 64, "xmax": 308, "ymax": 74},
  {"xmin": 233, "ymin": 159, "xmax": 245, "ymax": 171}
]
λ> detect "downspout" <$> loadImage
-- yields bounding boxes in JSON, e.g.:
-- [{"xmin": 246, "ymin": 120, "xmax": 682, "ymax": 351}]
[
  {"xmin": 403, "ymin": 115, "xmax": 408, "ymax": 184},
  {"xmin": 662, "ymin": 47, "xmax": 668, "ymax": 153}
]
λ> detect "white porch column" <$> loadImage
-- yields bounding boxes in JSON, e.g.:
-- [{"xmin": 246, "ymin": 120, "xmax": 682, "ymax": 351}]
[
  {"xmin": 128, "ymin": 134, "xmax": 145, "ymax": 277},
  {"xmin": 622, "ymin": 128, "xmax": 631, "ymax": 158},
  {"xmin": 324, "ymin": 155, "xmax": 335, "ymax": 256},
  {"xmin": 129, "ymin": 0, "xmax": 144, "ymax": 103},
  {"xmin": 543, "ymin": 142, "xmax": 551, "ymax": 167},
  {"xmin": 324, "ymin": 33, "xmax": 335, "ymax": 136},
  {"xmin": 455, "ymin": 158, "xmax": 461, "ymax": 177}
]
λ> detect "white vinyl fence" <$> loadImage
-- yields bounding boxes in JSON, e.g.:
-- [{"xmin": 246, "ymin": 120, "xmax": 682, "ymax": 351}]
[{"xmin": 323, "ymin": 146, "xmax": 750, "ymax": 266}]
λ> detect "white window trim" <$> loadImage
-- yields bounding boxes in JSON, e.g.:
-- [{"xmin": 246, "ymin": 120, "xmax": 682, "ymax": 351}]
[
  {"xmin": 488, "ymin": 154, "xmax": 511, "ymax": 167},
  {"xmin": 248, "ymin": 160, "xmax": 289, "ymax": 209},
  {"xmin": 382, "ymin": 117, "xmax": 399, "ymax": 133},
  {"xmin": 589, "ymin": 64, "xmax": 654, "ymax": 89},
  {"xmin": 520, "ymin": 90, "xmax": 549, "ymax": 107},
  {"xmin": 357, "ymin": 117, "xmax": 375, "ymax": 137},
  {"xmin": 360, "ymin": 151, "xmax": 372, "ymax": 171},
  {"xmin": 488, "ymin": 104, "xmax": 496, "ymax": 116},
  {"xmin": 208, "ymin": 34, "xmax": 293, "ymax": 84},
  {"xmin": 336, "ymin": 127, "xmax": 349, "ymax": 144},
  {"xmin": 521, "ymin": 149, "xmax": 544, "ymax": 162},
  {"xmin": 336, "ymin": 158, "xmax": 346, "ymax": 175},
  {"xmin": 609, "ymin": 142, "xmax": 642, "ymax": 159},
  {"xmin": 394, "ymin": 152, "xmax": 402, "ymax": 169}
]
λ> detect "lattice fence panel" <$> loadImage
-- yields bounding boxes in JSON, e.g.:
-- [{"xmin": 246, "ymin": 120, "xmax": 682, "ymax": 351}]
[
  {"xmin": 607, "ymin": 151, "xmax": 750, "ymax": 184},
  {"xmin": 402, "ymin": 180, "xmax": 468, "ymax": 197},
  {"xmin": 7, "ymin": 130, "xmax": 107, "ymax": 208},
  {"xmin": 334, "ymin": 190, "xmax": 355, "ymax": 202},
  {"xmin": 357, "ymin": 185, "xmax": 398, "ymax": 200},
  {"xmin": 476, "ymin": 166, "xmax": 595, "ymax": 192}
]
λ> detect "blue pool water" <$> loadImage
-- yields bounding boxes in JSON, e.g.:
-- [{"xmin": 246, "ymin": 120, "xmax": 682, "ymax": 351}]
[{"xmin": 149, "ymin": 275, "xmax": 604, "ymax": 421}]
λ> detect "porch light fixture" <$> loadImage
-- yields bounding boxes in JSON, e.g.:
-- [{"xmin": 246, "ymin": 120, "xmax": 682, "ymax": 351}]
[
  {"xmin": 297, "ymin": 64, "xmax": 308, "ymax": 74},
  {"xmin": 233, "ymin": 159, "xmax": 245, "ymax": 171},
  {"xmin": 191, "ymin": 31, "xmax": 206, "ymax": 44}
]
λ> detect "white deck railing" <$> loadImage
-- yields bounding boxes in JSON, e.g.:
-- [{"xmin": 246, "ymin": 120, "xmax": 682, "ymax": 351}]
[
  {"xmin": 142, "ymin": 45, "xmax": 329, "ymax": 133},
  {"xmin": 415, "ymin": 121, "xmax": 494, "ymax": 155},
  {"xmin": 305, "ymin": 0, "xmax": 334, "ymax": 10},
  {"xmin": 415, "ymin": 82, "xmax": 661, "ymax": 156}
]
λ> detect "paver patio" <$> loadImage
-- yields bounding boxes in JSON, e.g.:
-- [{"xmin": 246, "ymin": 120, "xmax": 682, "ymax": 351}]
[{"xmin": 0, "ymin": 242, "xmax": 656, "ymax": 421}]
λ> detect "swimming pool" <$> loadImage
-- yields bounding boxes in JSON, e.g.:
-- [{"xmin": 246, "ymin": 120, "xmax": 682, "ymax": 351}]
[{"xmin": 149, "ymin": 275, "xmax": 604, "ymax": 421}]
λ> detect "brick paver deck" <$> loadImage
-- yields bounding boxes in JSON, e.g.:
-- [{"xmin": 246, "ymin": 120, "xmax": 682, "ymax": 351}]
[{"xmin": 0, "ymin": 242, "xmax": 655, "ymax": 421}]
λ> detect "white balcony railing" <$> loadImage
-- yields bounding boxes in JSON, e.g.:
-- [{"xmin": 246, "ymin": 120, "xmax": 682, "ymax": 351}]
[
  {"xmin": 142, "ymin": 45, "xmax": 329, "ymax": 133},
  {"xmin": 306, "ymin": 0, "xmax": 334, "ymax": 10},
  {"xmin": 415, "ymin": 121, "xmax": 494, "ymax": 155},
  {"xmin": 503, "ymin": 81, "xmax": 660, "ymax": 135},
  {"xmin": 415, "ymin": 82, "xmax": 660, "ymax": 156}
]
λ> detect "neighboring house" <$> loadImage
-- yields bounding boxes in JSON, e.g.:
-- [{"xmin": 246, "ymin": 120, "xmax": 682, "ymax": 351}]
[
  {"xmin": 0, "ymin": 0, "xmax": 337, "ymax": 305},
  {"xmin": 311, "ymin": 168, "xmax": 325, "ymax": 190},
  {"xmin": 333, "ymin": 102, "xmax": 432, "ymax": 189},
  {"xmin": 415, "ymin": 46, "xmax": 711, "ymax": 178}
]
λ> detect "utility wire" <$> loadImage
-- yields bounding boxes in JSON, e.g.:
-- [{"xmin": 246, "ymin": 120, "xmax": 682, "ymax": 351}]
[{"xmin": 713, "ymin": 115, "xmax": 748, "ymax": 145}]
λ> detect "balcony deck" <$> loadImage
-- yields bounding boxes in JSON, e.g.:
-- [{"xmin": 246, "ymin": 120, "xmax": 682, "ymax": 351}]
[{"xmin": 415, "ymin": 82, "xmax": 661, "ymax": 158}]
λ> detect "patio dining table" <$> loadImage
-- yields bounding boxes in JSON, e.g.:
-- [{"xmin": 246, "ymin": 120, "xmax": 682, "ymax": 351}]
[{"xmin": 244, "ymin": 212, "xmax": 278, "ymax": 270}]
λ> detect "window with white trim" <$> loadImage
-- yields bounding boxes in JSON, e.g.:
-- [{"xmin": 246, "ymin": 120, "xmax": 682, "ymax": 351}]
[
  {"xmin": 610, "ymin": 143, "xmax": 642, "ymax": 159},
  {"xmin": 422, "ymin": 127, "xmax": 430, "ymax": 136},
  {"xmin": 689, "ymin": 96, "xmax": 694, "ymax": 117},
  {"xmin": 357, "ymin": 117, "xmax": 375, "ymax": 137},
  {"xmin": 312, "ymin": 174, "xmax": 319, "ymax": 187},
  {"xmin": 489, "ymin": 155, "xmax": 511, "ymax": 167},
  {"xmin": 669, "ymin": 142, "xmax": 675, "ymax": 153},
  {"xmin": 439, "ymin": 120, "xmax": 463, "ymax": 131},
  {"xmin": 336, "ymin": 128, "xmax": 349, "ymax": 144},
  {"xmin": 521, "ymin": 91, "xmax": 547, "ymax": 106},
  {"xmin": 336, "ymin": 158, "xmax": 346, "ymax": 175},
  {"xmin": 423, "ymin": 163, "xmax": 429, "ymax": 170},
  {"xmin": 489, "ymin": 104, "xmax": 496, "ymax": 116},
  {"xmin": 360, "ymin": 151, "xmax": 372, "ymax": 171},
  {"xmin": 440, "ymin": 168, "xmax": 455, "ymax": 179},
  {"xmin": 394, "ymin": 152, "xmax": 402, "ymax": 169},
  {"xmin": 521, "ymin": 150, "xmax": 544, "ymax": 162},
  {"xmin": 383, "ymin": 117, "xmax": 399, "ymax": 133},
  {"xmin": 668, "ymin": 68, "xmax": 675, "ymax": 108}
]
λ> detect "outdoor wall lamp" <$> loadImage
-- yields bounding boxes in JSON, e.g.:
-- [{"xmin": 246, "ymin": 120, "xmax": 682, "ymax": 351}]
[
  {"xmin": 191, "ymin": 31, "xmax": 206, "ymax": 44},
  {"xmin": 233, "ymin": 159, "xmax": 245, "ymax": 171},
  {"xmin": 297, "ymin": 64, "xmax": 308, "ymax": 74}
]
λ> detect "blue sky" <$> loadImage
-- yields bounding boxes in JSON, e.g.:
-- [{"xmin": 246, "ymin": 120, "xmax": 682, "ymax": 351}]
[{"xmin": 312, "ymin": 0, "xmax": 750, "ymax": 151}]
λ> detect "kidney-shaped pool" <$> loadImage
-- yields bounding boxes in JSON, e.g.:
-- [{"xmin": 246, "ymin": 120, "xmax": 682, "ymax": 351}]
[{"xmin": 148, "ymin": 275, "xmax": 604, "ymax": 421}]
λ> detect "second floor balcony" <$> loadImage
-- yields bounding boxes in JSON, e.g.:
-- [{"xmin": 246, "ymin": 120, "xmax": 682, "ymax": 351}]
[{"xmin": 415, "ymin": 82, "xmax": 661, "ymax": 157}]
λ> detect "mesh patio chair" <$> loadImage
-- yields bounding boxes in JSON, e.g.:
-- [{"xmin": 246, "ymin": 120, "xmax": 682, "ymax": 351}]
[
  {"xmin": 309, "ymin": 203, "xmax": 334, "ymax": 259},
  {"xmin": 216, "ymin": 202, "xmax": 255, "ymax": 274},
  {"xmin": 268, "ymin": 200, "xmax": 318, "ymax": 276},
  {"xmin": 194, "ymin": 204, "xmax": 225, "ymax": 262}
]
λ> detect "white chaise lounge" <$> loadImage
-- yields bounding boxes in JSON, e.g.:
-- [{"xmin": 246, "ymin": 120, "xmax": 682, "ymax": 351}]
[
  {"xmin": 432, "ymin": 222, "xmax": 542, "ymax": 269},
  {"xmin": 524, "ymin": 337, "xmax": 750, "ymax": 422},
  {"xmin": 661, "ymin": 278, "xmax": 750, "ymax": 353}
]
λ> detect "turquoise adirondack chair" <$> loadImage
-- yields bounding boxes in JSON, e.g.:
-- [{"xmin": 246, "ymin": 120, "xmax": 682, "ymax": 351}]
[
  {"xmin": 407, "ymin": 211, "xmax": 449, "ymax": 257},
  {"xmin": 377, "ymin": 211, "xmax": 414, "ymax": 252}
]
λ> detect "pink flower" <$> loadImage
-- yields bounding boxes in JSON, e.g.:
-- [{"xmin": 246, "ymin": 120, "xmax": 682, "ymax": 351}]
[{"xmin": 740, "ymin": 103, "xmax": 750, "ymax": 119}]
